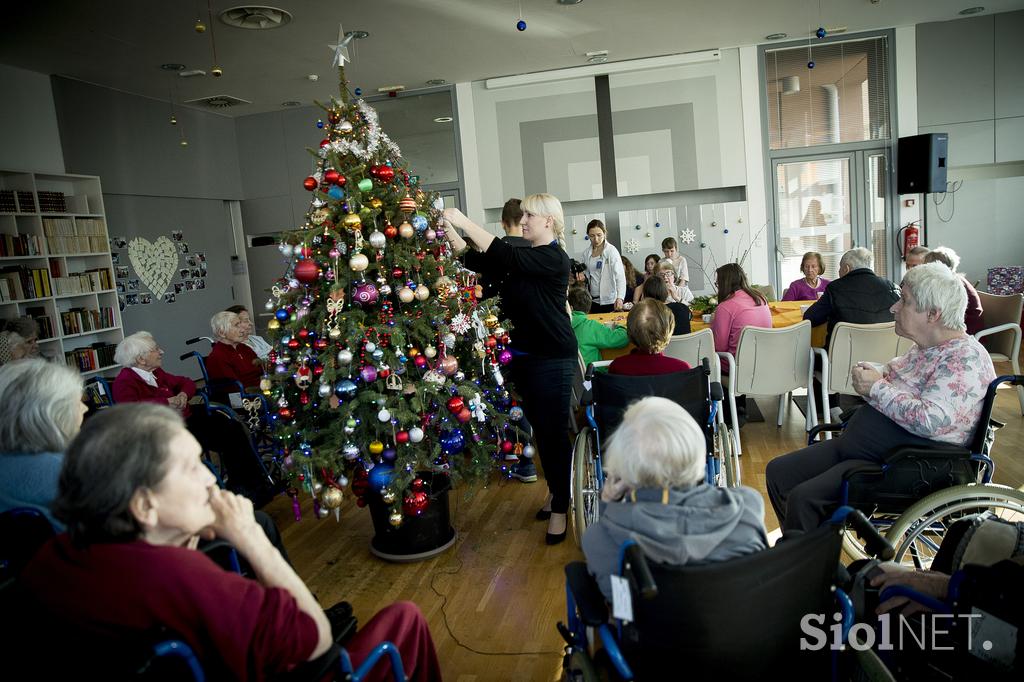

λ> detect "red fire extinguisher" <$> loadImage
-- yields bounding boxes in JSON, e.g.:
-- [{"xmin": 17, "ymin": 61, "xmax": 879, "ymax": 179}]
[{"xmin": 897, "ymin": 223, "xmax": 919, "ymax": 258}]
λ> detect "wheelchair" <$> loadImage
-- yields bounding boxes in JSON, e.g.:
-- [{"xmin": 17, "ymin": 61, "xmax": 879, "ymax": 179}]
[
  {"xmin": 569, "ymin": 358, "xmax": 736, "ymax": 547},
  {"xmin": 0, "ymin": 507, "xmax": 56, "ymax": 584},
  {"xmin": 808, "ymin": 374, "xmax": 1024, "ymax": 564},
  {"xmin": 559, "ymin": 507, "xmax": 894, "ymax": 680}
]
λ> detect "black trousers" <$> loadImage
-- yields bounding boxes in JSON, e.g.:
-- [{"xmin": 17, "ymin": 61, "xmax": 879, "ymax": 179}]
[
  {"xmin": 511, "ymin": 355, "xmax": 576, "ymax": 513},
  {"xmin": 766, "ymin": 406, "xmax": 936, "ymax": 533},
  {"xmin": 590, "ymin": 302, "xmax": 617, "ymax": 314}
]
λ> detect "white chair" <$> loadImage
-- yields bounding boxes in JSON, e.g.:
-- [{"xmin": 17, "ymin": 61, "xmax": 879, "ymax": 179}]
[
  {"xmin": 718, "ymin": 321, "xmax": 816, "ymax": 446},
  {"xmin": 975, "ymin": 291, "xmax": 1024, "ymax": 414},
  {"xmin": 665, "ymin": 329, "xmax": 720, "ymax": 383},
  {"xmin": 812, "ymin": 322, "xmax": 903, "ymax": 439}
]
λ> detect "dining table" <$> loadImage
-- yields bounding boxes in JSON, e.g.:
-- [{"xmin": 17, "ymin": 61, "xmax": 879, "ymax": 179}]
[{"xmin": 589, "ymin": 300, "xmax": 826, "ymax": 360}]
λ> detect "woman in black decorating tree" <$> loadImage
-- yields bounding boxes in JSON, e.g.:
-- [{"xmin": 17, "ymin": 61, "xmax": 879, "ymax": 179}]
[{"xmin": 443, "ymin": 194, "xmax": 578, "ymax": 545}]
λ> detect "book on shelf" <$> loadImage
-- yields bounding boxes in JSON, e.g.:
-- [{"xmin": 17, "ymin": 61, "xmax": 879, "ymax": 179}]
[
  {"xmin": 24, "ymin": 305, "xmax": 55, "ymax": 340},
  {"xmin": 0, "ymin": 190, "xmax": 15, "ymax": 213},
  {"xmin": 16, "ymin": 191, "xmax": 36, "ymax": 213},
  {"xmin": 65, "ymin": 342, "xmax": 116, "ymax": 372},
  {"xmin": 60, "ymin": 306, "xmax": 114, "ymax": 335},
  {"xmin": 37, "ymin": 191, "xmax": 67, "ymax": 213},
  {"xmin": 0, "ymin": 265, "xmax": 51, "ymax": 300},
  {"xmin": 52, "ymin": 267, "xmax": 113, "ymax": 295},
  {"xmin": 42, "ymin": 217, "xmax": 108, "ymax": 254},
  {"xmin": 0, "ymin": 233, "xmax": 43, "ymax": 257}
]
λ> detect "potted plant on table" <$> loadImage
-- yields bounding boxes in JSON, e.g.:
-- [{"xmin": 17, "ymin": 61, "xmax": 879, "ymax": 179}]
[{"xmin": 690, "ymin": 295, "xmax": 718, "ymax": 323}]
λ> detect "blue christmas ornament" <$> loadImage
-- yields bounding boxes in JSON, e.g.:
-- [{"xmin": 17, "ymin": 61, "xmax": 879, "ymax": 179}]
[
  {"xmin": 334, "ymin": 379, "xmax": 358, "ymax": 399},
  {"xmin": 509, "ymin": 406, "xmax": 524, "ymax": 421},
  {"xmin": 316, "ymin": 119, "xmax": 324, "ymax": 129},
  {"xmin": 655, "ymin": 222, "xmax": 661, "ymax": 228},
  {"xmin": 327, "ymin": 185, "xmax": 345, "ymax": 200},
  {"xmin": 816, "ymin": 26, "xmax": 827, "ymax": 39},
  {"xmin": 516, "ymin": 19, "xmax": 527, "ymax": 31},
  {"xmin": 808, "ymin": 60, "xmax": 815, "ymax": 69},
  {"xmin": 275, "ymin": 308, "xmax": 289, "ymax": 322},
  {"xmin": 411, "ymin": 215, "xmax": 428, "ymax": 232},
  {"xmin": 439, "ymin": 428, "xmax": 465, "ymax": 454},
  {"xmin": 367, "ymin": 463, "xmax": 394, "ymax": 489},
  {"xmin": 354, "ymin": 87, "xmax": 362, "ymax": 96},
  {"xmin": 381, "ymin": 447, "xmax": 397, "ymax": 463}
]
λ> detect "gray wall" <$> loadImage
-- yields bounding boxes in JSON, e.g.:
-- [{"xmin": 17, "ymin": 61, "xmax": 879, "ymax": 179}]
[
  {"xmin": 50, "ymin": 76, "xmax": 244, "ymax": 374},
  {"xmin": 916, "ymin": 11, "xmax": 1024, "ymax": 286},
  {"xmin": 0, "ymin": 64, "xmax": 64, "ymax": 173}
]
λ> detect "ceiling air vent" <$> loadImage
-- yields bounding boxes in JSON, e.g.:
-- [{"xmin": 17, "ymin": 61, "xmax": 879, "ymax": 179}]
[
  {"xmin": 219, "ymin": 6, "xmax": 292, "ymax": 30},
  {"xmin": 184, "ymin": 95, "xmax": 253, "ymax": 109}
]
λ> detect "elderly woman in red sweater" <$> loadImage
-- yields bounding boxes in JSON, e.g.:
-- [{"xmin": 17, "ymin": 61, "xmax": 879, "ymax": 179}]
[
  {"xmin": 205, "ymin": 311, "xmax": 263, "ymax": 391},
  {"xmin": 112, "ymin": 331, "xmax": 196, "ymax": 416},
  {"xmin": 609, "ymin": 299, "xmax": 691, "ymax": 376}
]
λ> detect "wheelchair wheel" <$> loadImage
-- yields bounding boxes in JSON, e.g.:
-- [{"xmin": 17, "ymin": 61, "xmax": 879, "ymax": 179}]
[
  {"xmin": 885, "ymin": 484, "xmax": 1024, "ymax": 570},
  {"xmin": 570, "ymin": 427, "xmax": 600, "ymax": 548}
]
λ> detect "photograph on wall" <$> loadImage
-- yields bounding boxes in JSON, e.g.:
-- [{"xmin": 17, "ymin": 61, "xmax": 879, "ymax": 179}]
[
  {"xmin": 173, "ymin": 282, "xmax": 184, "ymax": 294},
  {"xmin": 115, "ymin": 266, "xmax": 129, "ymax": 279},
  {"xmin": 125, "ymin": 294, "xmax": 139, "ymax": 306},
  {"xmin": 171, "ymin": 230, "xmax": 183, "ymax": 242},
  {"xmin": 111, "ymin": 253, "xmax": 120, "ymax": 265},
  {"xmin": 178, "ymin": 241, "xmax": 190, "ymax": 254},
  {"xmin": 184, "ymin": 280, "xmax": 194, "ymax": 291},
  {"xmin": 111, "ymin": 236, "xmax": 128, "ymax": 249},
  {"xmin": 163, "ymin": 293, "xmax": 176, "ymax": 304},
  {"xmin": 186, "ymin": 255, "xmax": 197, "ymax": 267},
  {"xmin": 195, "ymin": 278, "xmax": 206, "ymax": 290},
  {"xmin": 140, "ymin": 293, "xmax": 152, "ymax": 305},
  {"xmin": 116, "ymin": 281, "xmax": 125, "ymax": 293},
  {"xmin": 118, "ymin": 295, "xmax": 126, "ymax": 311},
  {"xmin": 190, "ymin": 268, "xmax": 201, "ymax": 278},
  {"xmin": 179, "ymin": 268, "xmax": 189, "ymax": 279},
  {"xmin": 196, "ymin": 252, "xmax": 206, "ymax": 263},
  {"xmin": 199, "ymin": 261, "xmax": 208, "ymax": 274},
  {"xmin": 127, "ymin": 279, "xmax": 140, "ymax": 291}
]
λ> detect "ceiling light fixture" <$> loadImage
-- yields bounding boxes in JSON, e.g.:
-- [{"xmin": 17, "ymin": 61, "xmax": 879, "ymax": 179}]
[
  {"xmin": 281, "ymin": 100, "xmax": 302, "ymax": 107},
  {"xmin": 426, "ymin": 79, "xmax": 447, "ymax": 86},
  {"xmin": 346, "ymin": 30, "xmax": 370, "ymax": 40},
  {"xmin": 219, "ymin": 5, "xmax": 293, "ymax": 29},
  {"xmin": 587, "ymin": 55, "xmax": 608, "ymax": 64},
  {"xmin": 160, "ymin": 63, "xmax": 186, "ymax": 71},
  {"xmin": 434, "ymin": 116, "xmax": 453, "ymax": 123},
  {"xmin": 556, "ymin": 0, "xmax": 583, "ymax": 4},
  {"xmin": 958, "ymin": 6, "xmax": 984, "ymax": 14},
  {"xmin": 765, "ymin": 33, "xmax": 788, "ymax": 40}
]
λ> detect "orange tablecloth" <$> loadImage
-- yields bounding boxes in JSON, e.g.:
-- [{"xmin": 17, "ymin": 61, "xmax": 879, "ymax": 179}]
[{"xmin": 591, "ymin": 300, "xmax": 826, "ymax": 360}]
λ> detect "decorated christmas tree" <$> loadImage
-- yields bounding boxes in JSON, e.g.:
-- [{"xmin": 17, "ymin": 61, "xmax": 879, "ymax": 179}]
[{"xmin": 263, "ymin": 66, "xmax": 521, "ymax": 537}]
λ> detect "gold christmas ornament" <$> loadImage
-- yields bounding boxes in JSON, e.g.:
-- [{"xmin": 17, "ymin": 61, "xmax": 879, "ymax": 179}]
[
  {"xmin": 398, "ymin": 221, "xmax": 415, "ymax": 239},
  {"xmin": 194, "ymin": 19, "xmax": 206, "ymax": 33},
  {"xmin": 338, "ymin": 120, "xmax": 354, "ymax": 134},
  {"xmin": 321, "ymin": 486, "xmax": 343, "ymax": 509},
  {"xmin": 211, "ymin": 66, "xmax": 223, "ymax": 78},
  {"xmin": 268, "ymin": 319, "xmax": 280, "ymax": 330},
  {"xmin": 398, "ymin": 287, "xmax": 415, "ymax": 303},
  {"xmin": 310, "ymin": 208, "xmax": 330, "ymax": 225},
  {"xmin": 369, "ymin": 440, "xmax": 385, "ymax": 455},
  {"xmin": 369, "ymin": 198, "xmax": 383, "ymax": 209},
  {"xmin": 342, "ymin": 213, "xmax": 362, "ymax": 230},
  {"xmin": 484, "ymin": 314, "xmax": 499, "ymax": 329},
  {"xmin": 414, "ymin": 284, "xmax": 430, "ymax": 301},
  {"xmin": 381, "ymin": 488, "xmax": 398, "ymax": 505},
  {"xmin": 389, "ymin": 509, "xmax": 404, "ymax": 527},
  {"xmin": 398, "ymin": 194, "xmax": 417, "ymax": 213}
]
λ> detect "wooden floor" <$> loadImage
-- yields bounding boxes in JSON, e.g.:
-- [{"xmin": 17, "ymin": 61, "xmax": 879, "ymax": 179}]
[{"xmin": 262, "ymin": 359, "xmax": 1024, "ymax": 681}]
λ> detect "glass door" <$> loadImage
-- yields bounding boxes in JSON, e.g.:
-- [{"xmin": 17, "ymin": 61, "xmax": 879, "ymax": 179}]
[{"xmin": 773, "ymin": 149, "xmax": 892, "ymax": 293}]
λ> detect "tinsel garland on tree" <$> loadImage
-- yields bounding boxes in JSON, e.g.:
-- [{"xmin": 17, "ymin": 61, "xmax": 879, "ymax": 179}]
[{"xmin": 263, "ymin": 68, "xmax": 523, "ymax": 527}]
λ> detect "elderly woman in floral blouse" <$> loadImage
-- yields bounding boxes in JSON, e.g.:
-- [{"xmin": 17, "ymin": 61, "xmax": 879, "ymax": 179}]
[{"xmin": 767, "ymin": 263, "xmax": 996, "ymax": 533}]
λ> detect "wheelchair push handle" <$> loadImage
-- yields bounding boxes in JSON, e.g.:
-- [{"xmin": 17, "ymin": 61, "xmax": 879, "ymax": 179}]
[
  {"xmin": 847, "ymin": 508, "xmax": 895, "ymax": 561},
  {"xmin": 624, "ymin": 543, "xmax": 658, "ymax": 600}
]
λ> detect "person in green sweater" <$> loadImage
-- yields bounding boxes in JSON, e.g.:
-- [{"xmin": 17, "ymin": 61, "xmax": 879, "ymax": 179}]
[{"xmin": 568, "ymin": 284, "xmax": 629, "ymax": 367}]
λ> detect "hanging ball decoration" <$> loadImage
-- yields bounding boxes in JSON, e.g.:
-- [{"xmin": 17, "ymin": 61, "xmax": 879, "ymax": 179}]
[
  {"xmin": 194, "ymin": 19, "xmax": 207, "ymax": 33},
  {"xmin": 369, "ymin": 440, "xmax": 386, "ymax": 456},
  {"xmin": 498, "ymin": 349, "xmax": 513, "ymax": 365},
  {"xmin": 424, "ymin": 345, "xmax": 437, "ymax": 359},
  {"xmin": 409, "ymin": 427, "xmax": 425, "ymax": 443},
  {"xmin": 443, "ymin": 333, "xmax": 457, "ymax": 348},
  {"xmin": 395, "ymin": 430, "xmax": 410, "ymax": 445},
  {"xmin": 376, "ymin": 165, "xmax": 395, "ymax": 183},
  {"xmin": 439, "ymin": 428, "xmax": 466, "ymax": 454},
  {"xmin": 353, "ymin": 87, "xmax": 363, "ymax": 96},
  {"xmin": 816, "ymin": 26, "xmax": 827, "ymax": 39},
  {"xmin": 381, "ymin": 447, "xmax": 397, "ymax": 462},
  {"xmin": 484, "ymin": 313, "xmax": 500, "ymax": 329},
  {"xmin": 367, "ymin": 460, "xmax": 392, "ymax": 487},
  {"xmin": 398, "ymin": 221, "xmax": 415, "ymax": 239},
  {"xmin": 343, "ymin": 442, "xmax": 360, "ymax": 459},
  {"xmin": 398, "ymin": 195, "xmax": 418, "ymax": 213},
  {"xmin": 425, "ymin": 228, "xmax": 437, "ymax": 242},
  {"xmin": 324, "ymin": 169, "xmax": 341, "ymax": 185},
  {"xmin": 377, "ymin": 407, "xmax": 391, "ymax": 422},
  {"xmin": 327, "ymin": 185, "xmax": 345, "ymax": 200},
  {"xmin": 389, "ymin": 509, "xmax": 404, "ymax": 527},
  {"xmin": 316, "ymin": 119, "xmax": 324, "ymax": 129},
  {"xmin": 335, "ymin": 379, "xmax": 358, "ymax": 399},
  {"xmin": 211, "ymin": 67, "xmax": 224, "ymax": 78},
  {"xmin": 317, "ymin": 506, "xmax": 331, "ymax": 519},
  {"xmin": 414, "ymin": 285, "xmax": 430, "ymax": 301},
  {"xmin": 398, "ymin": 287, "xmax": 415, "ymax": 303},
  {"xmin": 321, "ymin": 487, "xmax": 343, "ymax": 509},
  {"xmin": 411, "ymin": 215, "xmax": 428, "ymax": 232},
  {"xmin": 807, "ymin": 60, "xmax": 815, "ymax": 69},
  {"xmin": 344, "ymin": 418, "xmax": 357, "ymax": 434},
  {"xmin": 338, "ymin": 120, "xmax": 354, "ymax": 134},
  {"xmin": 413, "ymin": 355, "xmax": 428, "ymax": 369},
  {"xmin": 275, "ymin": 308, "xmax": 290, "ymax": 322},
  {"xmin": 349, "ymin": 253, "xmax": 369, "ymax": 272},
  {"xmin": 303, "ymin": 176, "xmax": 318, "ymax": 191},
  {"xmin": 509, "ymin": 405, "xmax": 524, "ymax": 421},
  {"xmin": 456, "ymin": 407, "xmax": 472, "ymax": 423},
  {"xmin": 365, "ymin": 342, "xmax": 377, "ymax": 353},
  {"xmin": 522, "ymin": 444, "xmax": 537, "ymax": 459},
  {"xmin": 268, "ymin": 319, "xmax": 280, "ymax": 331},
  {"xmin": 440, "ymin": 355, "xmax": 459, "ymax": 376},
  {"xmin": 447, "ymin": 396, "xmax": 465, "ymax": 414},
  {"xmin": 294, "ymin": 259, "xmax": 319, "ymax": 284},
  {"xmin": 381, "ymin": 488, "xmax": 398, "ymax": 505},
  {"xmin": 342, "ymin": 213, "xmax": 362, "ymax": 230},
  {"xmin": 360, "ymin": 365, "xmax": 378, "ymax": 383},
  {"xmin": 384, "ymin": 223, "xmax": 398, "ymax": 239},
  {"xmin": 357, "ymin": 178, "xmax": 373, "ymax": 192},
  {"xmin": 516, "ymin": 19, "xmax": 527, "ymax": 31},
  {"xmin": 354, "ymin": 281, "xmax": 379, "ymax": 305},
  {"xmin": 318, "ymin": 382, "xmax": 332, "ymax": 398},
  {"xmin": 337, "ymin": 349, "xmax": 353, "ymax": 364},
  {"xmin": 403, "ymin": 491, "xmax": 429, "ymax": 516}
]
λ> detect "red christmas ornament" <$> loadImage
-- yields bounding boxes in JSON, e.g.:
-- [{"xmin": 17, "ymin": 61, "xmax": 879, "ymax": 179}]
[
  {"xmin": 392, "ymin": 267, "xmax": 404, "ymax": 279},
  {"xmin": 411, "ymin": 478, "xmax": 425, "ymax": 492},
  {"xmin": 313, "ymin": 365, "xmax": 325, "ymax": 375},
  {"xmin": 302, "ymin": 176, "xmax": 317, "ymax": 191},
  {"xmin": 384, "ymin": 224, "xmax": 398, "ymax": 239},
  {"xmin": 287, "ymin": 338, "xmax": 300, "ymax": 349},
  {"xmin": 379, "ymin": 368, "xmax": 390, "ymax": 378},
  {"xmin": 456, "ymin": 407, "xmax": 472, "ymax": 423},
  {"xmin": 299, "ymin": 392, "xmax": 310, "ymax": 405},
  {"xmin": 413, "ymin": 355, "xmax": 428, "ymax": 369},
  {"xmin": 485, "ymin": 336, "xmax": 497, "ymax": 349},
  {"xmin": 279, "ymin": 408, "xmax": 293, "ymax": 419},
  {"xmin": 314, "ymin": 339, "xmax": 328, "ymax": 350},
  {"xmin": 403, "ymin": 491, "xmax": 429, "ymax": 516},
  {"xmin": 396, "ymin": 430, "xmax": 410, "ymax": 444},
  {"xmin": 376, "ymin": 165, "xmax": 395, "ymax": 183},
  {"xmin": 328, "ymin": 111, "xmax": 341, "ymax": 124},
  {"xmin": 319, "ymin": 139, "xmax": 331, "ymax": 148},
  {"xmin": 299, "ymin": 246, "xmax": 313, "ymax": 258},
  {"xmin": 500, "ymin": 440, "xmax": 514, "ymax": 454},
  {"xmin": 298, "ymin": 328, "xmax": 310, "ymax": 339},
  {"xmin": 324, "ymin": 169, "xmax": 341, "ymax": 185},
  {"xmin": 294, "ymin": 259, "xmax": 319, "ymax": 284},
  {"xmin": 446, "ymin": 396, "xmax": 465, "ymax": 413}
]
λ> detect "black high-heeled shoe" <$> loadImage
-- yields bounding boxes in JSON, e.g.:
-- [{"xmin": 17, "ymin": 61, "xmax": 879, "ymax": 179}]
[
  {"xmin": 545, "ymin": 528, "xmax": 567, "ymax": 545},
  {"xmin": 535, "ymin": 508, "xmax": 552, "ymax": 521}
]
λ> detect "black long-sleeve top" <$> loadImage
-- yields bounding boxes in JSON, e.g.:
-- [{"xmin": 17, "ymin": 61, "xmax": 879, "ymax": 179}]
[{"xmin": 463, "ymin": 238, "xmax": 578, "ymax": 359}]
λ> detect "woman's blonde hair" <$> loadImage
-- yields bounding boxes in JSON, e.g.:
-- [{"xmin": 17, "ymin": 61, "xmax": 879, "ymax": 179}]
[
  {"xmin": 604, "ymin": 396, "xmax": 706, "ymax": 489},
  {"xmin": 521, "ymin": 193, "xmax": 566, "ymax": 251},
  {"xmin": 626, "ymin": 298, "xmax": 674, "ymax": 353}
]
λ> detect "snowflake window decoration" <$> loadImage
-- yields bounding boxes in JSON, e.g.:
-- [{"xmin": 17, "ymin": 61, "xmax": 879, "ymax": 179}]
[
  {"xmin": 623, "ymin": 238, "xmax": 640, "ymax": 255},
  {"xmin": 679, "ymin": 228, "xmax": 697, "ymax": 245}
]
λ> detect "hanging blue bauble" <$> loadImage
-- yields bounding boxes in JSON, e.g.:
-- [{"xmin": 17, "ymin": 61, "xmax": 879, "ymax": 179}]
[
  {"xmin": 334, "ymin": 379, "xmax": 358, "ymax": 399},
  {"xmin": 509, "ymin": 406, "xmax": 524, "ymax": 421},
  {"xmin": 655, "ymin": 222, "xmax": 661, "ymax": 228},
  {"xmin": 724, "ymin": 228, "xmax": 729, "ymax": 234},
  {"xmin": 808, "ymin": 60, "xmax": 816, "ymax": 69},
  {"xmin": 367, "ymin": 462, "xmax": 394, "ymax": 489},
  {"xmin": 411, "ymin": 215, "xmax": 428, "ymax": 232},
  {"xmin": 516, "ymin": 19, "xmax": 527, "ymax": 31},
  {"xmin": 354, "ymin": 87, "xmax": 363, "ymax": 96},
  {"xmin": 381, "ymin": 447, "xmax": 397, "ymax": 463},
  {"xmin": 275, "ymin": 308, "xmax": 289, "ymax": 322},
  {"xmin": 700, "ymin": 242, "xmax": 706, "ymax": 248},
  {"xmin": 439, "ymin": 428, "xmax": 465, "ymax": 454},
  {"xmin": 327, "ymin": 185, "xmax": 345, "ymax": 200},
  {"xmin": 316, "ymin": 119, "xmax": 324, "ymax": 129},
  {"xmin": 816, "ymin": 26, "xmax": 827, "ymax": 39}
]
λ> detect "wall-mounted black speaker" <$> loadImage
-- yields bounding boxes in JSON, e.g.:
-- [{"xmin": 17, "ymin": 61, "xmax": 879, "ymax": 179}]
[{"xmin": 897, "ymin": 133, "xmax": 948, "ymax": 194}]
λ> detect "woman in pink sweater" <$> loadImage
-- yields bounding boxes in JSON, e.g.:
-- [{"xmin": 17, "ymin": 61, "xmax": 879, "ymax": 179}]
[{"xmin": 710, "ymin": 264, "xmax": 772, "ymax": 355}]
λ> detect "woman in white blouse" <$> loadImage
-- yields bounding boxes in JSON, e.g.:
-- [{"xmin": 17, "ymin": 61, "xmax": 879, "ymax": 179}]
[{"xmin": 579, "ymin": 220, "xmax": 626, "ymax": 313}]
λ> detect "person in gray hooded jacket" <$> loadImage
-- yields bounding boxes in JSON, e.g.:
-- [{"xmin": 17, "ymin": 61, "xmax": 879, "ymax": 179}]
[{"xmin": 582, "ymin": 396, "xmax": 768, "ymax": 601}]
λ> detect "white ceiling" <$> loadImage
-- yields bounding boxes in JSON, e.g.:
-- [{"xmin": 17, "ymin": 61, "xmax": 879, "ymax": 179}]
[{"xmin": 1, "ymin": 1, "xmax": 1021, "ymax": 117}]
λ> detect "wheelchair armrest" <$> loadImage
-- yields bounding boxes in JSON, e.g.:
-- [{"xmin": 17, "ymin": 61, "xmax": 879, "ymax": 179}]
[
  {"xmin": 844, "ymin": 508, "xmax": 895, "ymax": 561},
  {"xmin": 565, "ymin": 562, "xmax": 609, "ymax": 627},
  {"xmin": 709, "ymin": 381, "xmax": 724, "ymax": 403},
  {"xmin": 623, "ymin": 543, "xmax": 658, "ymax": 601},
  {"xmin": 808, "ymin": 422, "xmax": 845, "ymax": 444},
  {"xmin": 884, "ymin": 443, "xmax": 969, "ymax": 465}
]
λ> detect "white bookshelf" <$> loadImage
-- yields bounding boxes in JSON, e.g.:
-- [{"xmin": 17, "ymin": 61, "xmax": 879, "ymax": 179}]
[{"xmin": 0, "ymin": 170, "xmax": 124, "ymax": 376}]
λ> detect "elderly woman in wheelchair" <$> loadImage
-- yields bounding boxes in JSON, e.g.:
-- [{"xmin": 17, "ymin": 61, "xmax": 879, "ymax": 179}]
[
  {"xmin": 581, "ymin": 396, "xmax": 767, "ymax": 601},
  {"xmin": 767, "ymin": 263, "xmax": 997, "ymax": 534},
  {"xmin": 112, "ymin": 331, "xmax": 197, "ymax": 416},
  {"xmin": 206, "ymin": 310, "xmax": 264, "ymax": 392},
  {"xmin": 16, "ymin": 404, "xmax": 442, "ymax": 680}
]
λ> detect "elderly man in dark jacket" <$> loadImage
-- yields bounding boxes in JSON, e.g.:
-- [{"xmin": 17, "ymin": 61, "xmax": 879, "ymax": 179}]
[{"xmin": 803, "ymin": 247, "xmax": 900, "ymax": 348}]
